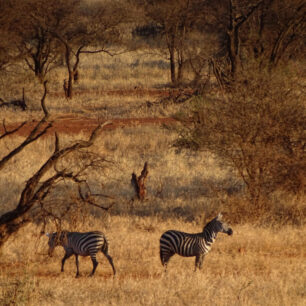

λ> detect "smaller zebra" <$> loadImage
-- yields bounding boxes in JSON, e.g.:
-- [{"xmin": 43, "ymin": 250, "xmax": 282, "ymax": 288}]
[
  {"xmin": 160, "ymin": 213, "xmax": 233, "ymax": 271},
  {"xmin": 46, "ymin": 231, "xmax": 116, "ymax": 277}
]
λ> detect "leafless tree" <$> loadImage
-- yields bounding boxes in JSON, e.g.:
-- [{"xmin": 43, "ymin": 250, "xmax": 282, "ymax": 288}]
[
  {"xmin": 1, "ymin": 0, "xmax": 128, "ymax": 93},
  {"xmin": 1, "ymin": 0, "xmax": 64, "ymax": 81},
  {"xmin": 0, "ymin": 80, "xmax": 113, "ymax": 249},
  {"xmin": 135, "ymin": 0, "xmax": 204, "ymax": 85},
  {"xmin": 204, "ymin": 0, "xmax": 305, "ymax": 85},
  {"xmin": 48, "ymin": 0, "xmax": 127, "ymax": 98},
  {"xmin": 0, "ymin": 0, "xmax": 24, "ymax": 72}
]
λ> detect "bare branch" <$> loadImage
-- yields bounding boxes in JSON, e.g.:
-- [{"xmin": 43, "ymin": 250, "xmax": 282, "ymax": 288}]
[
  {"xmin": 54, "ymin": 132, "xmax": 59, "ymax": 153},
  {"xmin": 0, "ymin": 120, "xmax": 27, "ymax": 140},
  {"xmin": 78, "ymin": 184, "xmax": 115, "ymax": 211},
  {"xmin": 80, "ymin": 49, "xmax": 115, "ymax": 56},
  {"xmin": 0, "ymin": 120, "xmax": 53, "ymax": 172},
  {"xmin": 41, "ymin": 80, "xmax": 49, "ymax": 117},
  {"xmin": 235, "ymin": 1, "xmax": 264, "ymax": 28},
  {"xmin": 0, "ymin": 119, "xmax": 112, "ymax": 248}
]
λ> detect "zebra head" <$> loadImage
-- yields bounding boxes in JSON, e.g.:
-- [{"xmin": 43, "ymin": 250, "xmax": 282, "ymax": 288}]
[
  {"xmin": 46, "ymin": 232, "xmax": 67, "ymax": 257},
  {"xmin": 204, "ymin": 213, "xmax": 233, "ymax": 236}
]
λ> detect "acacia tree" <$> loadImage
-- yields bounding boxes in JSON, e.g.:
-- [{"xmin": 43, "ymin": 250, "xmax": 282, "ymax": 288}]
[
  {"xmin": 204, "ymin": 0, "xmax": 306, "ymax": 85},
  {"xmin": 0, "ymin": 0, "xmax": 24, "ymax": 72},
  {"xmin": 2, "ymin": 0, "xmax": 127, "ymax": 94},
  {"xmin": 2, "ymin": 0, "xmax": 64, "ymax": 81},
  {"xmin": 49, "ymin": 0, "xmax": 126, "ymax": 98},
  {"xmin": 0, "ymin": 81, "xmax": 113, "ymax": 249},
  {"xmin": 175, "ymin": 71, "xmax": 305, "ymax": 207},
  {"xmin": 250, "ymin": 0, "xmax": 306, "ymax": 69},
  {"xmin": 135, "ymin": 0, "xmax": 204, "ymax": 85}
]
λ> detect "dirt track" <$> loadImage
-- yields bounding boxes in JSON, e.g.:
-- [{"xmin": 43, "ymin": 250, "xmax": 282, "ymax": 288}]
[
  {"xmin": 4, "ymin": 116, "xmax": 178, "ymax": 137},
  {"xmin": 2, "ymin": 87, "xmax": 195, "ymax": 137}
]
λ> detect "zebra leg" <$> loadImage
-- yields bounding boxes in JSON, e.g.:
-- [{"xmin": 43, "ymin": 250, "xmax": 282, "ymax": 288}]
[
  {"xmin": 163, "ymin": 262, "xmax": 168, "ymax": 272},
  {"xmin": 75, "ymin": 254, "xmax": 80, "ymax": 278},
  {"xmin": 195, "ymin": 255, "xmax": 200, "ymax": 271},
  {"xmin": 198, "ymin": 254, "xmax": 205, "ymax": 270},
  {"xmin": 103, "ymin": 252, "xmax": 116, "ymax": 276},
  {"xmin": 61, "ymin": 253, "xmax": 73, "ymax": 272},
  {"xmin": 195, "ymin": 254, "xmax": 205, "ymax": 271},
  {"xmin": 160, "ymin": 251, "xmax": 174, "ymax": 272},
  {"xmin": 89, "ymin": 256, "xmax": 98, "ymax": 277}
]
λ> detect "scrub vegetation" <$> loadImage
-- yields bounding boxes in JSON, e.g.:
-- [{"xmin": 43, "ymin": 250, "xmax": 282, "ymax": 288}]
[{"xmin": 0, "ymin": 0, "xmax": 305, "ymax": 305}]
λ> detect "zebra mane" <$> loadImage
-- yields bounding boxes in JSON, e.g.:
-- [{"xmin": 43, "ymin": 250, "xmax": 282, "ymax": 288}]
[
  {"xmin": 203, "ymin": 213, "xmax": 223, "ymax": 232},
  {"xmin": 46, "ymin": 232, "xmax": 55, "ymax": 237},
  {"xmin": 46, "ymin": 232, "xmax": 57, "ymax": 237}
]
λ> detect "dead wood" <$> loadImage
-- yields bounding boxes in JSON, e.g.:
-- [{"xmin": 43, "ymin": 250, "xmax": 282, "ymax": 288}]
[{"xmin": 131, "ymin": 162, "xmax": 149, "ymax": 201}]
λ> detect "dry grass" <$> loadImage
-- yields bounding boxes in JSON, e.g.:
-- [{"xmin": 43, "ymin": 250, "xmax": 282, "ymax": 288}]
[
  {"xmin": 1, "ymin": 50, "xmax": 305, "ymax": 305},
  {"xmin": 0, "ymin": 217, "xmax": 305, "ymax": 305},
  {"xmin": 0, "ymin": 51, "xmax": 194, "ymax": 120},
  {"xmin": 1, "ymin": 125, "xmax": 305, "ymax": 305},
  {"xmin": 0, "ymin": 124, "xmax": 232, "ymax": 217}
]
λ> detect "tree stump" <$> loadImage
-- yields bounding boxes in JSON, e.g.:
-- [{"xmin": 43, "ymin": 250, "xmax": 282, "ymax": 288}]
[{"xmin": 131, "ymin": 162, "xmax": 149, "ymax": 201}]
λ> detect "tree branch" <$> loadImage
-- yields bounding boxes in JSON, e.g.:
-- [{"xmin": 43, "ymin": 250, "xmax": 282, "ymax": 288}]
[
  {"xmin": 41, "ymin": 80, "xmax": 49, "ymax": 117},
  {"xmin": 0, "ymin": 120, "xmax": 27, "ymax": 140}
]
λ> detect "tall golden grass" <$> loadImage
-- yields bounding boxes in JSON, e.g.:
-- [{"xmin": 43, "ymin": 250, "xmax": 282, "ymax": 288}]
[
  {"xmin": 0, "ymin": 51, "xmax": 305, "ymax": 305},
  {"xmin": 0, "ymin": 216, "xmax": 305, "ymax": 305}
]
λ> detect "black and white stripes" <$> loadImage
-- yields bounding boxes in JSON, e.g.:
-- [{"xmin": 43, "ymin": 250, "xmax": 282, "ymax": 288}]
[
  {"xmin": 46, "ymin": 213, "xmax": 232, "ymax": 277},
  {"xmin": 46, "ymin": 231, "xmax": 116, "ymax": 277},
  {"xmin": 159, "ymin": 213, "xmax": 233, "ymax": 271}
]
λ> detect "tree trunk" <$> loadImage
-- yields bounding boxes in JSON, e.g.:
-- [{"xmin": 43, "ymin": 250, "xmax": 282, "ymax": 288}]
[
  {"xmin": 177, "ymin": 49, "xmax": 184, "ymax": 83},
  {"xmin": 67, "ymin": 71, "xmax": 73, "ymax": 98},
  {"xmin": 169, "ymin": 46, "xmax": 176, "ymax": 84},
  {"xmin": 227, "ymin": 27, "xmax": 241, "ymax": 78},
  {"xmin": 227, "ymin": 0, "xmax": 263, "ymax": 80},
  {"xmin": 131, "ymin": 162, "xmax": 149, "ymax": 201},
  {"xmin": 167, "ymin": 31, "xmax": 177, "ymax": 84},
  {"xmin": 0, "ymin": 208, "xmax": 31, "ymax": 249},
  {"xmin": 34, "ymin": 58, "xmax": 43, "ymax": 80},
  {"xmin": 64, "ymin": 45, "xmax": 73, "ymax": 99},
  {"xmin": 0, "ymin": 115, "xmax": 110, "ymax": 249}
]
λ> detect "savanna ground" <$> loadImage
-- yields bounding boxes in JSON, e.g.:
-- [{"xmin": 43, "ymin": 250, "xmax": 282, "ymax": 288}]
[{"xmin": 0, "ymin": 51, "xmax": 305, "ymax": 305}]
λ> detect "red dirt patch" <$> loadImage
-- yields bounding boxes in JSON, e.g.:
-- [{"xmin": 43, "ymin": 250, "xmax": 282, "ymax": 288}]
[
  {"xmin": 50, "ymin": 88, "xmax": 194, "ymax": 98},
  {"xmin": 4, "ymin": 116, "xmax": 178, "ymax": 137}
]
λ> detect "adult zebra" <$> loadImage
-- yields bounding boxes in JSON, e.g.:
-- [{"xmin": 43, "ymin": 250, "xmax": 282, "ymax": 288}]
[
  {"xmin": 46, "ymin": 231, "xmax": 116, "ymax": 277},
  {"xmin": 159, "ymin": 213, "xmax": 233, "ymax": 271}
]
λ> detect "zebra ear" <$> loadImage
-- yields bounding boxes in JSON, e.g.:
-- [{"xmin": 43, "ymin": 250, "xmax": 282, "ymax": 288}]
[{"xmin": 217, "ymin": 213, "xmax": 223, "ymax": 220}]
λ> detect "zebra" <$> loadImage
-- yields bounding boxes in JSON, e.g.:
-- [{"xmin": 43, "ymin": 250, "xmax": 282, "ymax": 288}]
[
  {"xmin": 46, "ymin": 231, "xmax": 116, "ymax": 277},
  {"xmin": 159, "ymin": 213, "xmax": 233, "ymax": 271}
]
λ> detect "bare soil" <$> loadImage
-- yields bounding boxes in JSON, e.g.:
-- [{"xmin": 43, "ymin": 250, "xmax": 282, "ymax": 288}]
[
  {"xmin": 2, "ymin": 87, "xmax": 188, "ymax": 136},
  {"xmin": 4, "ymin": 116, "xmax": 177, "ymax": 137}
]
